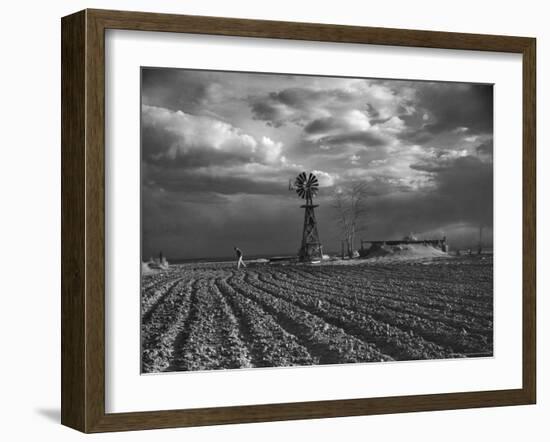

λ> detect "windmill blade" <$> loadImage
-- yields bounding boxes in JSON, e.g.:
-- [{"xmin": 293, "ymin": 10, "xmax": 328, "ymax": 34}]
[
  {"xmin": 293, "ymin": 171, "xmax": 320, "ymax": 201},
  {"xmin": 307, "ymin": 176, "xmax": 318, "ymax": 189}
]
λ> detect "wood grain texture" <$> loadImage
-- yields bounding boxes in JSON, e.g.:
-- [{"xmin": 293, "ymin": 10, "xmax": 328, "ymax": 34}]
[
  {"xmin": 60, "ymin": 8, "xmax": 537, "ymax": 433},
  {"xmin": 522, "ymin": 38, "xmax": 536, "ymax": 403},
  {"xmin": 61, "ymin": 10, "xmax": 86, "ymax": 432},
  {"xmin": 89, "ymin": 8, "xmax": 533, "ymax": 52},
  {"xmin": 85, "ymin": 9, "xmax": 107, "ymax": 432}
]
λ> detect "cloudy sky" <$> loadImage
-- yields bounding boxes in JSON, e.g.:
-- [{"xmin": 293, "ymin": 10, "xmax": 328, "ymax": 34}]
[{"xmin": 141, "ymin": 68, "xmax": 493, "ymax": 260}]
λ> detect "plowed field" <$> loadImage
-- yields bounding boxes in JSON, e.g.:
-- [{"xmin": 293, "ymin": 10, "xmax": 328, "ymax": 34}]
[{"xmin": 141, "ymin": 256, "xmax": 493, "ymax": 373}]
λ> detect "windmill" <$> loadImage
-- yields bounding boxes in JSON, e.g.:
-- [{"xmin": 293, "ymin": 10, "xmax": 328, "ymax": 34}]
[{"xmin": 290, "ymin": 172, "xmax": 323, "ymax": 261}]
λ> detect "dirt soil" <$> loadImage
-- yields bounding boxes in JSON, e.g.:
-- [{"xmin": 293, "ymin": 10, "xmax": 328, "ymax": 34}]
[{"xmin": 141, "ymin": 254, "xmax": 493, "ymax": 373}]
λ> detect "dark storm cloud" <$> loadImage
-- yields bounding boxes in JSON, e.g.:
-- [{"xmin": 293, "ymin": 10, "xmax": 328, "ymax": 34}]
[
  {"xmin": 304, "ymin": 117, "xmax": 340, "ymax": 134},
  {"xmin": 476, "ymin": 139, "xmax": 494, "ymax": 158},
  {"xmin": 250, "ymin": 100, "xmax": 288, "ymax": 127},
  {"xmin": 142, "ymin": 190, "xmax": 305, "ymax": 259},
  {"xmin": 144, "ymin": 164, "xmax": 299, "ymax": 196},
  {"xmin": 431, "ymin": 156, "xmax": 493, "ymax": 225},
  {"xmin": 333, "ymin": 175, "xmax": 413, "ymax": 198},
  {"xmin": 142, "ymin": 68, "xmax": 213, "ymax": 112},
  {"xmin": 316, "ymin": 130, "xmax": 389, "ymax": 148},
  {"xmin": 396, "ymin": 128, "xmax": 434, "ymax": 145},
  {"xmin": 398, "ymin": 83, "xmax": 493, "ymax": 144},
  {"xmin": 251, "ymin": 87, "xmax": 355, "ymax": 127},
  {"xmin": 365, "ymin": 155, "xmax": 493, "ymax": 239},
  {"xmin": 272, "ymin": 87, "xmax": 354, "ymax": 107},
  {"xmin": 304, "ymin": 116, "xmax": 385, "ymax": 137},
  {"xmin": 365, "ymin": 103, "xmax": 381, "ymax": 119},
  {"xmin": 420, "ymin": 83, "xmax": 493, "ymax": 135},
  {"xmin": 369, "ymin": 117, "xmax": 394, "ymax": 126},
  {"xmin": 141, "ymin": 118, "xmax": 176, "ymax": 160}
]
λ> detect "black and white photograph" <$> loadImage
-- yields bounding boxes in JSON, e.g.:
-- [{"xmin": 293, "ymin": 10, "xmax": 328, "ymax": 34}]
[{"xmin": 140, "ymin": 67, "xmax": 494, "ymax": 374}]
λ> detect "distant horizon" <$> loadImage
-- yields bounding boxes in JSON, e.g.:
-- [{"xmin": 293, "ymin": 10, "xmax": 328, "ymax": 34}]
[{"xmin": 143, "ymin": 238, "xmax": 494, "ymax": 263}]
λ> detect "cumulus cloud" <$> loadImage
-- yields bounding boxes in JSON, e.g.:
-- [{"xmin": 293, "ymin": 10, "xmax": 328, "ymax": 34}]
[
  {"xmin": 141, "ymin": 105, "xmax": 337, "ymax": 197},
  {"xmin": 409, "ymin": 148, "xmax": 470, "ymax": 173},
  {"xmin": 142, "ymin": 105, "xmax": 283, "ymax": 167},
  {"xmin": 304, "ymin": 110, "xmax": 370, "ymax": 136},
  {"xmin": 312, "ymin": 170, "xmax": 337, "ymax": 187}
]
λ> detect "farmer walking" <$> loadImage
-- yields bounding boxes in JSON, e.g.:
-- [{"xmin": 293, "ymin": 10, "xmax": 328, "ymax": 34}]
[{"xmin": 234, "ymin": 246, "xmax": 246, "ymax": 269}]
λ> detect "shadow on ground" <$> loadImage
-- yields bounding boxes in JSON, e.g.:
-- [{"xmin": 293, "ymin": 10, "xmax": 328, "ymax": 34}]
[{"xmin": 35, "ymin": 408, "xmax": 60, "ymax": 423}]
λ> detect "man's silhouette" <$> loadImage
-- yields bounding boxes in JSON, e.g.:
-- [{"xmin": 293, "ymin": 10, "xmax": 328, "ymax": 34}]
[{"xmin": 234, "ymin": 246, "xmax": 246, "ymax": 269}]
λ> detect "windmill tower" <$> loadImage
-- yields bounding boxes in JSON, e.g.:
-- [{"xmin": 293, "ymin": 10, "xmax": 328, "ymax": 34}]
[{"xmin": 291, "ymin": 172, "xmax": 323, "ymax": 261}]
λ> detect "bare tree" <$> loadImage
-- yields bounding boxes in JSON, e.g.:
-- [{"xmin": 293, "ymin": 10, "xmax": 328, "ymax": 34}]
[{"xmin": 332, "ymin": 182, "xmax": 369, "ymax": 258}]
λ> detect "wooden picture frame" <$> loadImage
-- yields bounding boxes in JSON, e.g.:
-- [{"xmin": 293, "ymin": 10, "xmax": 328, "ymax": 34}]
[{"xmin": 61, "ymin": 8, "xmax": 536, "ymax": 433}]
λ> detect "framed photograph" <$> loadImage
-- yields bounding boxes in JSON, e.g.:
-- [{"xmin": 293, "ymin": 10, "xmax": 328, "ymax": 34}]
[{"xmin": 61, "ymin": 9, "xmax": 536, "ymax": 433}]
